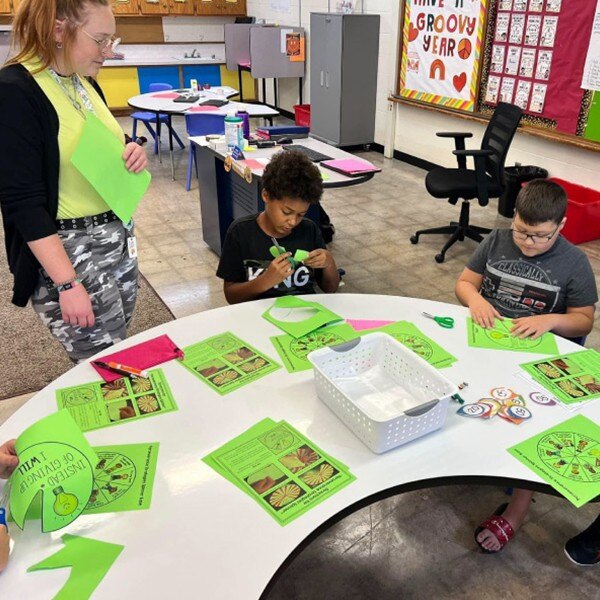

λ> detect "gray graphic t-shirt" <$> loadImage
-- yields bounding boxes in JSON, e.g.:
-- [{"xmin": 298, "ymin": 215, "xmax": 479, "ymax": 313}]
[{"xmin": 467, "ymin": 229, "xmax": 598, "ymax": 318}]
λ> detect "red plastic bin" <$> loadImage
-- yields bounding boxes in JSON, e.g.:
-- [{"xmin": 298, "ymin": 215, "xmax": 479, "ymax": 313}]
[
  {"xmin": 549, "ymin": 178, "xmax": 600, "ymax": 245},
  {"xmin": 293, "ymin": 104, "xmax": 310, "ymax": 128}
]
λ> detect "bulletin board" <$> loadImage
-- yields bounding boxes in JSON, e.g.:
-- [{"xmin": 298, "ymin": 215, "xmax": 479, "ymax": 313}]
[{"xmin": 395, "ymin": 0, "xmax": 600, "ymax": 149}]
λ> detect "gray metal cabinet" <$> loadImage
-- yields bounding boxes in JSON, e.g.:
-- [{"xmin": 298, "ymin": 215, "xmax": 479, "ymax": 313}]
[{"xmin": 309, "ymin": 13, "xmax": 380, "ymax": 147}]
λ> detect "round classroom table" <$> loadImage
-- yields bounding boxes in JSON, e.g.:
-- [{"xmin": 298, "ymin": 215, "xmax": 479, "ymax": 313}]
[{"xmin": 1, "ymin": 294, "xmax": 598, "ymax": 599}]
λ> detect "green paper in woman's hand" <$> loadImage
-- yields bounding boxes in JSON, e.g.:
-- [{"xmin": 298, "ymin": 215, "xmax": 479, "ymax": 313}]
[{"xmin": 9, "ymin": 410, "xmax": 97, "ymax": 532}]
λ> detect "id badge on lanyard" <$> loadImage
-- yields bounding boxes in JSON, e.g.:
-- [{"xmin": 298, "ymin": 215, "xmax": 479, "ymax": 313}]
[{"xmin": 124, "ymin": 219, "xmax": 137, "ymax": 259}]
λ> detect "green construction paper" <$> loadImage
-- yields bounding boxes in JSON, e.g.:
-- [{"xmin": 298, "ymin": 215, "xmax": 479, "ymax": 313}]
[
  {"xmin": 520, "ymin": 349, "xmax": 600, "ymax": 406},
  {"xmin": 71, "ymin": 113, "xmax": 151, "ymax": 223},
  {"xmin": 269, "ymin": 246, "xmax": 309, "ymax": 268},
  {"xmin": 467, "ymin": 318, "xmax": 559, "ymax": 355},
  {"xmin": 9, "ymin": 411, "xmax": 97, "ymax": 533},
  {"xmin": 262, "ymin": 296, "xmax": 344, "ymax": 339},
  {"xmin": 179, "ymin": 332, "xmax": 280, "ymax": 395},
  {"xmin": 584, "ymin": 91, "xmax": 600, "ymax": 143},
  {"xmin": 507, "ymin": 415, "xmax": 600, "ymax": 507},
  {"xmin": 293, "ymin": 249, "xmax": 310, "ymax": 263},
  {"xmin": 56, "ymin": 369, "xmax": 177, "ymax": 432},
  {"xmin": 28, "ymin": 533, "xmax": 124, "ymax": 600},
  {"xmin": 269, "ymin": 245, "xmax": 282, "ymax": 259},
  {"xmin": 203, "ymin": 418, "xmax": 355, "ymax": 526},
  {"xmin": 358, "ymin": 321, "xmax": 457, "ymax": 369},
  {"xmin": 271, "ymin": 323, "xmax": 359, "ymax": 372}
]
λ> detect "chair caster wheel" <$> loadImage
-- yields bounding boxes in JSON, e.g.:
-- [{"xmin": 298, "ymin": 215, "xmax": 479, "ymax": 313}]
[
  {"xmin": 410, "ymin": 235, "xmax": 419, "ymax": 244},
  {"xmin": 435, "ymin": 253, "xmax": 445, "ymax": 263}
]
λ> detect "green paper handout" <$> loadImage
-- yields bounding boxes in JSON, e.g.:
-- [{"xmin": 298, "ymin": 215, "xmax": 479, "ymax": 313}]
[
  {"xmin": 467, "ymin": 317, "xmax": 559, "ymax": 355},
  {"xmin": 71, "ymin": 113, "xmax": 151, "ymax": 223},
  {"xmin": 268, "ymin": 245, "xmax": 310, "ymax": 267},
  {"xmin": 9, "ymin": 410, "xmax": 97, "ymax": 533},
  {"xmin": 203, "ymin": 418, "xmax": 355, "ymax": 526},
  {"xmin": 262, "ymin": 296, "xmax": 344, "ymax": 338},
  {"xmin": 28, "ymin": 533, "xmax": 124, "ymax": 600},
  {"xmin": 179, "ymin": 332, "xmax": 280, "ymax": 395},
  {"xmin": 507, "ymin": 415, "xmax": 600, "ymax": 507},
  {"xmin": 56, "ymin": 369, "xmax": 177, "ymax": 432},
  {"xmin": 271, "ymin": 323, "xmax": 359, "ymax": 372},
  {"xmin": 520, "ymin": 349, "xmax": 600, "ymax": 405}
]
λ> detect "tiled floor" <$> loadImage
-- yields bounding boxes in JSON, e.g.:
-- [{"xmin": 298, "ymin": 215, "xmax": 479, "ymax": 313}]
[{"xmin": 3, "ymin": 115, "xmax": 600, "ymax": 597}]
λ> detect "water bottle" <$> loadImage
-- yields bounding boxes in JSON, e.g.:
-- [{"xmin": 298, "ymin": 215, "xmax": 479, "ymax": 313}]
[{"xmin": 224, "ymin": 111, "xmax": 244, "ymax": 151}]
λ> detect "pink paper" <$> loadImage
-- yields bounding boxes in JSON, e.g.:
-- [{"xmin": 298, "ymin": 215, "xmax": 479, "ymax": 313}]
[
  {"xmin": 346, "ymin": 319, "xmax": 394, "ymax": 331},
  {"xmin": 91, "ymin": 334, "xmax": 184, "ymax": 382},
  {"xmin": 151, "ymin": 92, "xmax": 179, "ymax": 99},
  {"xmin": 188, "ymin": 105, "xmax": 219, "ymax": 112},
  {"xmin": 238, "ymin": 61, "xmax": 251, "ymax": 68},
  {"xmin": 240, "ymin": 159, "xmax": 266, "ymax": 171},
  {"xmin": 321, "ymin": 159, "xmax": 380, "ymax": 174}
]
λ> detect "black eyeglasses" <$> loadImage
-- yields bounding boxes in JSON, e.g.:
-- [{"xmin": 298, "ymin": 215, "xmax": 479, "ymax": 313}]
[{"xmin": 510, "ymin": 223, "xmax": 560, "ymax": 244}]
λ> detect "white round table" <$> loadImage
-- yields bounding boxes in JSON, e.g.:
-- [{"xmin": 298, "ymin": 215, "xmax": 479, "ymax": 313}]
[{"xmin": 1, "ymin": 294, "xmax": 597, "ymax": 599}]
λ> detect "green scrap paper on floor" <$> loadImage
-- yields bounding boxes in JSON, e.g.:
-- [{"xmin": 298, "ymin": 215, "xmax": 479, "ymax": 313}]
[
  {"xmin": 271, "ymin": 323, "xmax": 359, "ymax": 372},
  {"xmin": 203, "ymin": 418, "xmax": 355, "ymax": 526},
  {"xmin": 507, "ymin": 415, "xmax": 600, "ymax": 507},
  {"xmin": 263, "ymin": 296, "xmax": 344, "ymax": 338},
  {"xmin": 9, "ymin": 411, "xmax": 97, "ymax": 533},
  {"xmin": 179, "ymin": 332, "xmax": 280, "ymax": 395},
  {"xmin": 467, "ymin": 317, "xmax": 559, "ymax": 355},
  {"xmin": 28, "ymin": 534, "xmax": 124, "ymax": 600},
  {"xmin": 520, "ymin": 349, "xmax": 600, "ymax": 405},
  {"xmin": 56, "ymin": 369, "xmax": 178, "ymax": 432},
  {"xmin": 71, "ymin": 113, "xmax": 151, "ymax": 223}
]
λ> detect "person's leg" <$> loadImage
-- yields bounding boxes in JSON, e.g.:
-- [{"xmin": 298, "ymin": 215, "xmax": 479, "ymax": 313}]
[
  {"xmin": 565, "ymin": 513, "xmax": 600, "ymax": 566},
  {"xmin": 476, "ymin": 488, "xmax": 534, "ymax": 552},
  {"xmin": 112, "ymin": 222, "xmax": 138, "ymax": 328}
]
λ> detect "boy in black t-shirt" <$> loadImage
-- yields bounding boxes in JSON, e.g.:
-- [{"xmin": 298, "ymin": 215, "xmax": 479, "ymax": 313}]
[{"xmin": 216, "ymin": 150, "xmax": 340, "ymax": 304}]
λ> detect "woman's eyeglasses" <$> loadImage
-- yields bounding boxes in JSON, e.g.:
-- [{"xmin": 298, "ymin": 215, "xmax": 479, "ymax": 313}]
[{"xmin": 80, "ymin": 29, "xmax": 121, "ymax": 54}]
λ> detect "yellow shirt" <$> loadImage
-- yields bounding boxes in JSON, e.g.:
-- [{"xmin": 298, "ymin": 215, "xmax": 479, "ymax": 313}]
[{"xmin": 24, "ymin": 61, "xmax": 125, "ymax": 219}]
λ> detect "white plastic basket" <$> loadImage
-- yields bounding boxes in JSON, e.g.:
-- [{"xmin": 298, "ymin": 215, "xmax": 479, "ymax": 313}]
[{"xmin": 308, "ymin": 332, "xmax": 458, "ymax": 454}]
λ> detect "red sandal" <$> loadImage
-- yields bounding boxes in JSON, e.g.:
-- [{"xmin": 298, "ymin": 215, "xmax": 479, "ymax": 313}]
[{"xmin": 474, "ymin": 503, "xmax": 515, "ymax": 554}]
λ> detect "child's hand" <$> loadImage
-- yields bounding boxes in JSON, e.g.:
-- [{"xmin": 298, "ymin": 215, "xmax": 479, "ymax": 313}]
[
  {"xmin": 510, "ymin": 314, "xmax": 555, "ymax": 339},
  {"xmin": 0, "ymin": 439, "xmax": 18, "ymax": 479},
  {"xmin": 265, "ymin": 253, "xmax": 294, "ymax": 286},
  {"xmin": 469, "ymin": 296, "xmax": 503, "ymax": 329},
  {"xmin": 303, "ymin": 249, "xmax": 332, "ymax": 269}
]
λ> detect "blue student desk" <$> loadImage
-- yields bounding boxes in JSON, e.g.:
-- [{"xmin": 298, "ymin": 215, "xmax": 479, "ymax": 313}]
[
  {"xmin": 190, "ymin": 137, "xmax": 378, "ymax": 255},
  {"xmin": 0, "ymin": 295, "xmax": 598, "ymax": 598}
]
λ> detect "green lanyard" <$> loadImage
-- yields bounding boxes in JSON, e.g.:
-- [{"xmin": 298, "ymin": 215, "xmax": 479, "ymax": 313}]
[{"xmin": 48, "ymin": 68, "xmax": 96, "ymax": 119}]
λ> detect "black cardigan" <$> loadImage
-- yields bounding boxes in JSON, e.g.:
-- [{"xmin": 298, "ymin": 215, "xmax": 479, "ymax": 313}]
[{"xmin": 0, "ymin": 63, "xmax": 107, "ymax": 307}]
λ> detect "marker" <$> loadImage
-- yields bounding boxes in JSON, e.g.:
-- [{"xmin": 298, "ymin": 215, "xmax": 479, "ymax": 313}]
[{"xmin": 95, "ymin": 361, "xmax": 148, "ymax": 379}]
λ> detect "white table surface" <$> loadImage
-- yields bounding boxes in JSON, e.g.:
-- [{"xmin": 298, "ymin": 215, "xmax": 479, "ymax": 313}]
[
  {"xmin": 1, "ymin": 294, "xmax": 598, "ymax": 599},
  {"xmin": 128, "ymin": 89, "xmax": 278, "ymax": 118}
]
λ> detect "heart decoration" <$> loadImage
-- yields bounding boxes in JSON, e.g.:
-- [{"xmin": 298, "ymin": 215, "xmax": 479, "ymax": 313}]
[
  {"xmin": 408, "ymin": 23, "xmax": 419, "ymax": 42},
  {"xmin": 453, "ymin": 72, "xmax": 467, "ymax": 92}
]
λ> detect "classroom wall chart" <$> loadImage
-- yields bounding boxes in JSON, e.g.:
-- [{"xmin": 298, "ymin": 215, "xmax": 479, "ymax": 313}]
[{"xmin": 400, "ymin": 0, "xmax": 488, "ymax": 112}]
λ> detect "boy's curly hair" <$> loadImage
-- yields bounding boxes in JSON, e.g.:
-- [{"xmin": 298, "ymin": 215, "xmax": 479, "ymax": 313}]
[{"xmin": 261, "ymin": 150, "xmax": 323, "ymax": 204}]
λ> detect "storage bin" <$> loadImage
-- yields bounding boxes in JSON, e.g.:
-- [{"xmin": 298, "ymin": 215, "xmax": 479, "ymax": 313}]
[
  {"xmin": 308, "ymin": 333, "xmax": 458, "ymax": 454},
  {"xmin": 293, "ymin": 104, "xmax": 311, "ymax": 128},
  {"xmin": 549, "ymin": 178, "xmax": 600, "ymax": 245}
]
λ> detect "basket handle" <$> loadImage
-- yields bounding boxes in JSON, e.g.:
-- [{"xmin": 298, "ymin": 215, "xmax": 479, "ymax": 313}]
[
  {"xmin": 404, "ymin": 399, "xmax": 439, "ymax": 417},
  {"xmin": 329, "ymin": 338, "xmax": 361, "ymax": 352}
]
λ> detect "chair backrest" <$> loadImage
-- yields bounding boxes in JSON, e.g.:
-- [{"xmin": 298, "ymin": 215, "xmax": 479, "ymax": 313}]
[
  {"xmin": 185, "ymin": 113, "xmax": 226, "ymax": 137},
  {"xmin": 481, "ymin": 102, "xmax": 523, "ymax": 188},
  {"xmin": 148, "ymin": 82, "xmax": 173, "ymax": 93}
]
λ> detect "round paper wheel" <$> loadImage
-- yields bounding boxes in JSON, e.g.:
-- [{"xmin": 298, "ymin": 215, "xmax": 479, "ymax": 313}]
[{"xmin": 87, "ymin": 452, "xmax": 136, "ymax": 509}]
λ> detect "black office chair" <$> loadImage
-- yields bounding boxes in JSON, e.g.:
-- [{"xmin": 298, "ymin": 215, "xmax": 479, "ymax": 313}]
[{"xmin": 410, "ymin": 102, "xmax": 523, "ymax": 263}]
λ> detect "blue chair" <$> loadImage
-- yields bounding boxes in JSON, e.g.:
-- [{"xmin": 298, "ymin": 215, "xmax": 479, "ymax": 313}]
[
  {"xmin": 131, "ymin": 83, "xmax": 185, "ymax": 155},
  {"xmin": 185, "ymin": 112, "xmax": 226, "ymax": 191}
]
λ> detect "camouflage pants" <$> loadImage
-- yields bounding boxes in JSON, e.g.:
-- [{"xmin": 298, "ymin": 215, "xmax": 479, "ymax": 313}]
[{"xmin": 31, "ymin": 220, "xmax": 138, "ymax": 363}]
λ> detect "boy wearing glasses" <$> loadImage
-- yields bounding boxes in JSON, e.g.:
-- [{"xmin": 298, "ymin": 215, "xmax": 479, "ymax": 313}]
[{"xmin": 455, "ymin": 178, "xmax": 597, "ymax": 554}]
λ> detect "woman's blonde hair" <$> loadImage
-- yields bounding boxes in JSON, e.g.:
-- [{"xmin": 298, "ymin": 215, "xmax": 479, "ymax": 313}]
[{"xmin": 8, "ymin": 0, "xmax": 109, "ymax": 72}]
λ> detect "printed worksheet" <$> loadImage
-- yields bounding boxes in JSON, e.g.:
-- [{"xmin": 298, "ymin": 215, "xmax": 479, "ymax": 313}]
[
  {"xmin": 520, "ymin": 48, "xmax": 537, "ymax": 78},
  {"xmin": 536, "ymin": 50, "xmax": 553, "ymax": 80},
  {"xmin": 499, "ymin": 0, "xmax": 513, "ymax": 9},
  {"xmin": 514, "ymin": 80, "xmax": 532, "ymax": 110},
  {"xmin": 500, "ymin": 77, "xmax": 516, "ymax": 103},
  {"xmin": 525, "ymin": 15, "xmax": 542, "ymax": 46},
  {"xmin": 540, "ymin": 15, "xmax": 559, "ymax": 47},
  {"xmin": 485, "ymin": 75, "xmax": 501, "ymax": 103},
  {"xmin": 528, "ymin": 0, "xmax": 544, "ymax": 12},
  {"xmin": 491, "ymin": 45, "xmax": 506, "ymax": 73},
  {"xmin": 495, "ymin": 13, "xmax": 511, "ymax": 42},
  {"xmin": 546, "ymin": 0, "xmax": 562, "ymax": 13},
  {"xmin": 513, "ymin": 0, "xmax": 527, "ymax": 11},
  {"xmin": 509, "ymin": 14, "xmax": 526, "ymax": 44},
  {"xmin": 530, "ymin": 82, "xmax": 548, "ymax": 112},
  {"xmin": 505, "ymin": 46, "xmax": 522, "ymax": 76}
]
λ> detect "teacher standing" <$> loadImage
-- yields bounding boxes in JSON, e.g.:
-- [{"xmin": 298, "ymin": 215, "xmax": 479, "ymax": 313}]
[{"xmin": 0, "ymin": 0, "xmax": 147, "ymax": 362}]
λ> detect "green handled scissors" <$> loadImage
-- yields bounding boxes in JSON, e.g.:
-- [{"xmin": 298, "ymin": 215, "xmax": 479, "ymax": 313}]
[{"xmin": 422, "ymin": 312, "xmax": 455, "ymax": 329}]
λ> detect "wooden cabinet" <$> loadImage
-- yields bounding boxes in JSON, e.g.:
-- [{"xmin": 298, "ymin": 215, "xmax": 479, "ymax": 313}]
[
  {"xmin": 0, "ymin": 0, "xmax": 11, "ymax": 14},
  {"xmin": 196, "ymin": 0, "xmax": 246, "ymax": 16},
  {"xmin": 139, "ymin": 0, "xmax": 169, "ymax": 15},
  {"xmin": 110, "ymin": 0, "xmax": 140, "ymax": 15},
  {"xmin": 9, "ymin": 0, "xmax": 21, "ymax": 13},
  {"xmin": 168, "ymin": 0, "xmax": 195, "ymax": 15}
]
